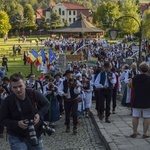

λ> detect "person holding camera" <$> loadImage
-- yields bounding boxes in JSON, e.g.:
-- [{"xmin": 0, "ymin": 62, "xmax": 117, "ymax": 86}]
[
  {"xmin": 58, "ymin": 70, "xmax": 81, "ymax": 134},
  {"xmin": 94, "ymin": 62, "xmax": 116, "ymax": 123},
  {"xmin": 0, "ymin": 73, "xmax": 50, "ymax": 150}
]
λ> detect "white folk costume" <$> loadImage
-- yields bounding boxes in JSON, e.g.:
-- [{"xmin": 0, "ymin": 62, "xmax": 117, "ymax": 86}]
[{"xmin": 119, "ymin": 69, "xmax": 131, "ymax": 106}]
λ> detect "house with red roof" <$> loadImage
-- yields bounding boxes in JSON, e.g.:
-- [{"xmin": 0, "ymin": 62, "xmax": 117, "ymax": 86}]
[{"xmin": 52, "ymin": 2, "xmax": 90, "ymax": 25}]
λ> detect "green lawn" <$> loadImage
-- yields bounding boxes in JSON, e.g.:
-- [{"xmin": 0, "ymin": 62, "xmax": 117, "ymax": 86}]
[{"xmin": 0, "ymin": 36, "xmax": 48, "ymax": 78}]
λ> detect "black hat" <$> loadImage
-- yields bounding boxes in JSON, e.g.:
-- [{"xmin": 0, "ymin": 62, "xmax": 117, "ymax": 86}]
[
  {"xmin": 63, "ymin": 70, "xmax": 73, "ymax": 76},
  {"xmin": 54, "ymin": 73, "xmax": 61, "ymax": 78},
  {"xmin": 2, "ymin": 76, "xmax": 10, "ymax": 82}
]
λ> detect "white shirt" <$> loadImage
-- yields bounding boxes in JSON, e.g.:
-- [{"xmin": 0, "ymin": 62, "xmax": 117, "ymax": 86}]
[{"xmin": 94, "ymin": 72, "xmax": 116, "ymax": 89}]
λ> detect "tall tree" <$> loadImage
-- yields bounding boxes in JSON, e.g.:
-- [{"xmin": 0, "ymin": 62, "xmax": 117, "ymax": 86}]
[
  {"xmin": 96, "ymin": 1, "xmax": 120, "ymax": 29},
  {"xmin": 117, "ymin": 0, "xmax": 140, "ymax": 34},
  {"xmin": 51, "ymin": 11, "xmax": 63, "ymax": 28},
  {"xmin": 142, "ymin": 9, "xmax": 150, "ymax": 38},
  {"xmin": 0, "ymin": 11, "xmax": 11, "ymax": 36},
  {"xmin": 24, "ymin": 4, "xmax": 35, "ymax": 25}
]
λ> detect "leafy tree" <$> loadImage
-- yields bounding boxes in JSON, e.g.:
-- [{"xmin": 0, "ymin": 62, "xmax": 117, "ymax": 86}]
[
  {"xmin": 0, "ymin": 11, "xmax": 11, "ymax": 36},
  {"xmin": 51, "ymin": 11, "xmax": 63, "ymax": 28},
  {"xmin": 142, "ymin": 9, "xmax": 150, "ymax": 38},
  {"xmin": 64, "ymin": 19, "xmax": 69, "ymax": 27},
  {"xmin": 24, "ymin": 4, "xmax": 35, "ymax": 25},
  {"xmin": 117, "ymin": 0, "xmax": 140, "ymax": 34},
  {"xmin": 96, "ymin": 2, "xmax": 120, "ymax": 29},
  {"xmin": 13, "ymin": 12, "xmax": 27, "ymax": 34}
]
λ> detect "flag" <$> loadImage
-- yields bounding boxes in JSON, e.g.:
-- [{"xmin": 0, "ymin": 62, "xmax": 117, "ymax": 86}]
[
  {"xmin": 40, "ymin": 49, "xmax": 47, "ymax": 62},
  {"xmin": 49, "ymin": 50, "xmax": 54, "ymax": 63},
  {"xmin": 27, "ymin": 49, "xmax": 38, "ymax": 63},
  {"xmin": 35, "ymin": 56, "xmax": 42, "ymax": 66},
  {"xmin": 53, "ymin": 54, "xmax": 57, "ymax": 62},
  {"xmin": 30, "ymin": 49, "xmax": 38, "ymax": 58}
]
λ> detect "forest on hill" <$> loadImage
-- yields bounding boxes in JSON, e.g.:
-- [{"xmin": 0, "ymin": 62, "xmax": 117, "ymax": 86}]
[{"xmin": 1, "ymin": 0, "xmax": 147, "ymax": 11}]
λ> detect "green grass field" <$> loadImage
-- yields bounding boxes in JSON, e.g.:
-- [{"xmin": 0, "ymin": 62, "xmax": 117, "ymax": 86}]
[{"xmin": 0, "ymin": 37, "xmax": 48, "ymax": 78}]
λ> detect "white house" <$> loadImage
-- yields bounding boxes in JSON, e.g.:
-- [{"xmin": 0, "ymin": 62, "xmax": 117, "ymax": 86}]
[{"xmin": 52, "ymin": 2, "xmax": 90, "ymax": 25}]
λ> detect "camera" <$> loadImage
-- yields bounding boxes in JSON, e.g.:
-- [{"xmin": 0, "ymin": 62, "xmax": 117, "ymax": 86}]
[
  {"xmin": 107, "ymin": 72, "xmax": 113, "ymax": 78},
  {"xmin": 23, "ymin": 119, "xmax": 39, "ymax": 146},
  {"xmin": 42, "ymin": 121, "xmax": 55, "ymax": 136}
]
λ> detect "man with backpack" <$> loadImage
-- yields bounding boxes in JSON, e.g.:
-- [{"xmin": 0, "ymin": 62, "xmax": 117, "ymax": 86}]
[{"xmin": 0, "ymin": 73, "xmax": 50, "ymax": 150}]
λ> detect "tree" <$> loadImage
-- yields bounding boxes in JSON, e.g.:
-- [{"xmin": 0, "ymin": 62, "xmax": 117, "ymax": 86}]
[
  {"xmin": 96, "ymin": 2, "xmax": 120, "ymax": 29},
  {"xmin": 51, "ymin": 11, "xmax": 63, "ymax": 28},
  {"xmin": 9, "ymin": 4, "xmax": 24, "ymax": 29},
  {"xmin": 117, "ymin": 0, "xmax": 140, "ymax": 34},
  {"xmin": 64, "ymin": 19, "xmax": 69, "ymax": 27},
  {"xmin": 24, "ymin": 4, "xmax": 35, "ymax": 25},
  {"xmin": 142, "ymin": 9, "xmax": 150, "ymax": 39},
  {"xmin": 0, "ymin": 11, "xmax": 11, "ymax": 36},
  {"xmin": 14, "ymin": 12, "xmax": 27, "ymax": 35}
]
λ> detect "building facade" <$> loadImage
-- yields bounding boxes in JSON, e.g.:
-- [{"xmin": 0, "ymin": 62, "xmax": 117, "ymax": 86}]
[{"xmin": 52, "ymin": 2, "xmax": 90, "ymax": 25}]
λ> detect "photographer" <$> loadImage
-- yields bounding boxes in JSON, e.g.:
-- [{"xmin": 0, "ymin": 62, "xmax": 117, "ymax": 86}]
[{"xmin": 0, "ymin": 73, "xmax": 50, "ymax": 150}]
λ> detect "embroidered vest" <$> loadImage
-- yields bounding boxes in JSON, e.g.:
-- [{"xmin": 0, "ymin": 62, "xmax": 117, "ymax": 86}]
[
  {"xmin": 63, "ymin": 79, "xmax": 78, "ymax": 100},
  {"xmin": 100, "ymin": 71, "xmax": 113, "ymax": 90}
]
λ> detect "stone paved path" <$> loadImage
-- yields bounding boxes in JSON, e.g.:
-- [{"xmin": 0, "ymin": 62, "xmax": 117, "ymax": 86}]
[{"xmin": 0, "ymin": 114, "xmax": 106, "ymax": 150}]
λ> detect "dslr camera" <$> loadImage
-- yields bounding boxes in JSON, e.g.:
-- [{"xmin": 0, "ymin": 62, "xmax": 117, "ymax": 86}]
[
  {"xmin": 23, "ymin": 119, "xmax": 39, "ymax": 146},
  {"xmin": 41, "ymin": 121, "xmax": 55, "ymax": 136}
]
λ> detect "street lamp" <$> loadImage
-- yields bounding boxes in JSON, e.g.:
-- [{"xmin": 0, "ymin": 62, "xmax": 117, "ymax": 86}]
[
  {"xmin": 109, "ymin": 15, "xmax": 142, "ymax": 63},
  {"xmin": 109, "ymin": 28, "xmax": 119, "ymax": 40},
  {"xmin": 29, "ymin": 30, "xmax": 32, "ymax": 38}
]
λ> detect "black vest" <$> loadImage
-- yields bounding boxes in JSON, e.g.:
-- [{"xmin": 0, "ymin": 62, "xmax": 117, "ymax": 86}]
[{"xmin": 63, "ymin": 80, "xmax": 78, "ymax": 100}]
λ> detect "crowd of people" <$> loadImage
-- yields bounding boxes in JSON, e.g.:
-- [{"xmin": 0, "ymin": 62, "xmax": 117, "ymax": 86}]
[{"xmin": 0, "ymin": 38, "xmax": 150, "ymax": 149}]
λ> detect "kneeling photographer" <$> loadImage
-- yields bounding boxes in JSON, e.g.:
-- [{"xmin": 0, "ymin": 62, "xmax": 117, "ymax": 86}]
[{"xmin": 0, "ymin": 73, "xmax": 50, "ymax": 150}]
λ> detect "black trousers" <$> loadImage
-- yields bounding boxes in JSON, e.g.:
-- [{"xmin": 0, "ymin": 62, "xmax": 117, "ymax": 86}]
[
  {"xmin": 112, "ymin": 88, "xmax": 117, "ymax": 111},
  {"xmin": 64, "ymin": 100, "xmax": 78, "ymax": 127},
  {"xmin": 2, "ymin": 63, "xmax": 8, "ymax": 72},
  {"xmin": 95, "ymin": 89, "xmax": 100, "ymax": 112},
  {"xmin": 99, "ymin": 89, "xmax": 112, "ymax": 119},
  {"xmin": 0, "ymin": 125, "xmax": 4, "ymax": 134},
  {"xmin": 56, "ymin": 95, "xmax": 64, "ymax": 114}
]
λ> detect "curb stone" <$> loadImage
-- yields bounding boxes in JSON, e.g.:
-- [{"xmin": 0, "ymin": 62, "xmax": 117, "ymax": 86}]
[{"xmin": 90, "ymin": 109, "xmax": 118, "ymax": 150}]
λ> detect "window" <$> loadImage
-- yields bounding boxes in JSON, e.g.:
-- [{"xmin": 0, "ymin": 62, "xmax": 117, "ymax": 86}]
[
  {"xmin": 73, "ymin": 18, "xmax": 76, "ymax": 22},
  {"xmin": 69, "ymin": 11, "xmax": 71, "ymax": 15},
  {"xmin": 59, "ymin": 8, "xmax": 61, "ymax": 15},
  {"xmin": 62, "ymin": 11, "xmax": 65, "ymax": 15},
  {"xmin": 73, "ymin": 11, "xmax": 75, "ymax": 15},
  {"xmin": 62, "ymin": 18, "xmax": 65, "ymax": 23},
  {"xmin": 69, "ymin": 18, "xmax": 71, "ymax": 23}
]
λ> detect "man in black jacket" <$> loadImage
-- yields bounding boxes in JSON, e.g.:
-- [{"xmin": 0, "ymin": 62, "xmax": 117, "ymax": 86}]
[{"xmin": 0, "ymin": 73, "xmax": 50, "ymax": 150}]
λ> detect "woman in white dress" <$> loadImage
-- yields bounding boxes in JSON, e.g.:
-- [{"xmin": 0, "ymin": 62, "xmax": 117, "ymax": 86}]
[{"xmin": 81, "ymin": 74, "xmax": 93, "ymax": 117}]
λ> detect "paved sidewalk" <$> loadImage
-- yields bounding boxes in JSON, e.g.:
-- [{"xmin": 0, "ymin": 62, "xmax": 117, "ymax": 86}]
[{"xmin": 90, "ymin": 100, "xmax": 150, "ymax": 150}]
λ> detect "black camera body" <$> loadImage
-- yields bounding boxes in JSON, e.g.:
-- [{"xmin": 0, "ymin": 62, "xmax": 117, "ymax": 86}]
[
  {"xmin": 23, "ymin": 119, "xmax": 39, "ymax": 146},
  {"xmin": 42, "ymin": 121, "xmax": 55, "ymax": 136},
  {"xmin": 107, "ymin": 72, "xmax": 113, "ymax": 78}
]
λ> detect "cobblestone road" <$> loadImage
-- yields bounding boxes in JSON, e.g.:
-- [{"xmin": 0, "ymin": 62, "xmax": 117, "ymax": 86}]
[{"xmin": 1, "ymin": 115, "xmax": 106, "ymax": 150}]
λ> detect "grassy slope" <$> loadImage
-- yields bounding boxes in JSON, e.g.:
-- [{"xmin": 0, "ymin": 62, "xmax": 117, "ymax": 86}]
[{"xmin": 0, "ymin": 37, "xmax": 48, "ymax": 78}]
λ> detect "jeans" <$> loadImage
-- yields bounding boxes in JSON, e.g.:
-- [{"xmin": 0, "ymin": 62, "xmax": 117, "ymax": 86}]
[{"xmin": 8, "ymin": 134, "xmax": 43, "ymax": 150}]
